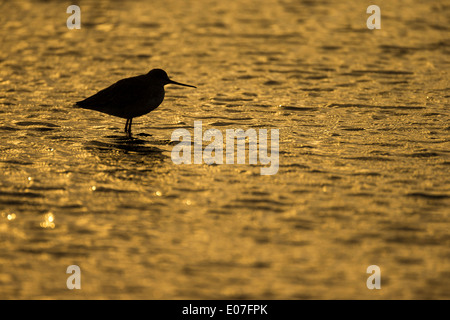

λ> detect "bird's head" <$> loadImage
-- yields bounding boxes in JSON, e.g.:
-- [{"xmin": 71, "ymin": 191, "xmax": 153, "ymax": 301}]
[{"xmin": 147, "ymin": 69, "xmax": 196, "ymax": 88}]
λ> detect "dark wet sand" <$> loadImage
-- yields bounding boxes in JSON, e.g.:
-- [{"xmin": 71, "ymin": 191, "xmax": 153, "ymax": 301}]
[{"xmin": 0, "ymin": 0, "xmax": 449, "ymax": 299}]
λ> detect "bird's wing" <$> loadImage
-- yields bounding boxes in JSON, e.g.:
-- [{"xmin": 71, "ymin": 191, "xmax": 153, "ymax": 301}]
[{"xmin": 76, "ymin": 75, "xmax": 148, "ymax": 114}]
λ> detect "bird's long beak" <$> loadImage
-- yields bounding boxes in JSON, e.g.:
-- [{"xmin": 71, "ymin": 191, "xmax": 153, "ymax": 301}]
[{"xmin": 168, "ymin": 79, "xmax": 196, "ymax": 88}]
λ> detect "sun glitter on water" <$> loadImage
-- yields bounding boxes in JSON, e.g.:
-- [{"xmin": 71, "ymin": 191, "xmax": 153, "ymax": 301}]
[
  {"xmin": 1, "ymin": 212, "xmax": 17, "ymax": 221},
  {"xmin": 40, "ymin": 212, "xmax": 55, "ymax": 229}
]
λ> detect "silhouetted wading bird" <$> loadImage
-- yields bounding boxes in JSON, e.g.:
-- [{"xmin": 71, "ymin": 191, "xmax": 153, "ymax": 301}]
[{"xmin": 75, "ymin": 69, "xmax": 196, "ymax": 136}]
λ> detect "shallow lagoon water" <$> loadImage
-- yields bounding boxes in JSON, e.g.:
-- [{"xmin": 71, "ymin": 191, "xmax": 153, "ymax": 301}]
[{"xmin": 0, "ymin": 0, "xmax": 449, "ymax": 299}]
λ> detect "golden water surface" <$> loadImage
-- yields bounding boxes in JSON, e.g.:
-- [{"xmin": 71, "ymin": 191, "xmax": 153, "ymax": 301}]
[{"xmin": 0, "ymin": 0, "xmax": 449, "ymax": 299}]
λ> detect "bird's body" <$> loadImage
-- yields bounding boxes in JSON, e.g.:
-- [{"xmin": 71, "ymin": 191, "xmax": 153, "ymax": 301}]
[{"xmin": 75, "ymin": 69, "xmax": 196, "ymax": 135}]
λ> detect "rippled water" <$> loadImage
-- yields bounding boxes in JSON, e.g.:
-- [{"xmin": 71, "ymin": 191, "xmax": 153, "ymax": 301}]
[{"xmin": 0, "ymin": 0, "xmax": 449, "ymax": 299}]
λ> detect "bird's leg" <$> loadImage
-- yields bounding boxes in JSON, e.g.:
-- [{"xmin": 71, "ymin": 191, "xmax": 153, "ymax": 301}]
[{"xmin": 124, "ymin": 118, "xmax": 133, "ymax": 137}]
